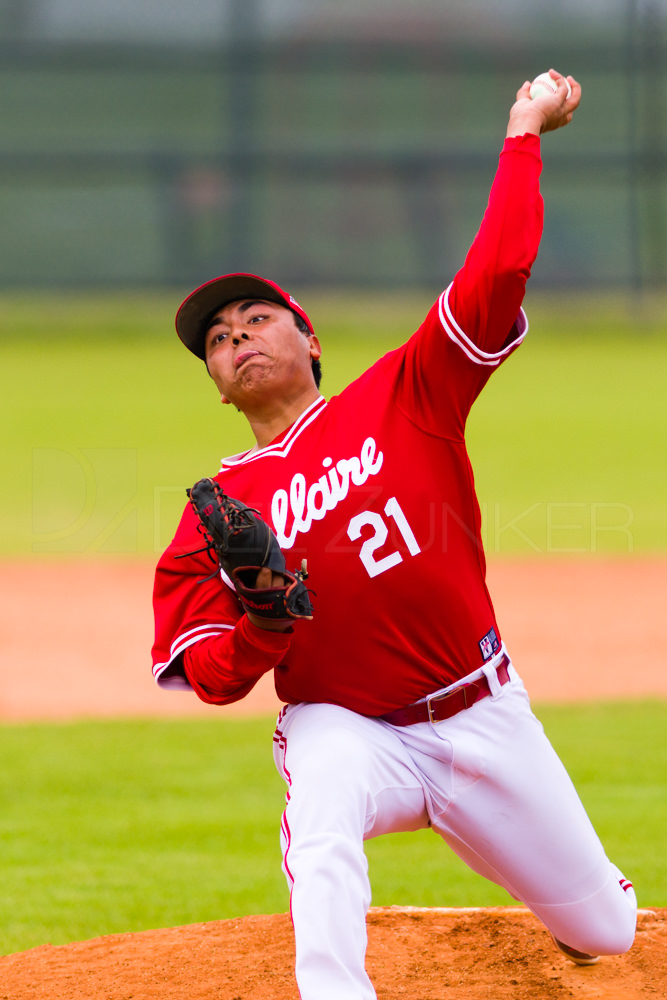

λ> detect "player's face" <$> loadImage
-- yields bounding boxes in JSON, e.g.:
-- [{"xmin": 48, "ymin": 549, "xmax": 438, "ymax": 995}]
[{"xmin": 204, "ymin": 299, "xmax": 321, "ymax": 409}]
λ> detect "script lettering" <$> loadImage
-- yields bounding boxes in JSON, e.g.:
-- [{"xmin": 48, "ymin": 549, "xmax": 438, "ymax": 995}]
[{"xmin": 271, "ymin": 437, "xmax": 384, "ymax": 548}]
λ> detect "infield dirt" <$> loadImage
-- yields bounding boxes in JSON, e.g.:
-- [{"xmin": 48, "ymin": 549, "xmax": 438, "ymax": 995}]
[
  {"xmin": 1, "ymin": 556, "xmax": 666, "ymax": 720},
  {"xmin": 1, "ymin": 556, "xmax": 665, "ymax": 999}
]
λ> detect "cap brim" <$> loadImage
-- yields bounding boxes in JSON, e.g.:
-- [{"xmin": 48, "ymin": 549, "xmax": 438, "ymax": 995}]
[{"xmin": 175, "ymin": 273, "xmax": 309, "ymax": 360}]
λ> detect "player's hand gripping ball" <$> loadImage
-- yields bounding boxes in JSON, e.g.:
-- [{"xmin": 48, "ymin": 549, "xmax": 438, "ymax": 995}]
[
  {"xmin": 187, "ymin": 478, "xmax": 314, "ymax": 623},
  {"xmin": 530, "ymin": 71, "xmax": 572, "ymax": 101}
]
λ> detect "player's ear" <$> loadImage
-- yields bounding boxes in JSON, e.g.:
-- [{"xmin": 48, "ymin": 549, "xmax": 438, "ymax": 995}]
[
  {"xmin": 307, "ymin": 334, "xmax": 322, "ymax": 361},
  {"xmin": 220, "ymin": 393, "xmax": 231, "ymax": 405}
]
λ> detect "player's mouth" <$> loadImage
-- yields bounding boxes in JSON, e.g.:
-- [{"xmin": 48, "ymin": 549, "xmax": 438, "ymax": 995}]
[{"xmin": 234, "ymin": 349, "xmax": 263, "ymax": 369}]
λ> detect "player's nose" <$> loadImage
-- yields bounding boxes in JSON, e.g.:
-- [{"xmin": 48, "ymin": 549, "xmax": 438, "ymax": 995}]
[{"xmin": 231, "ymin": 330, "xmax": 250, "ymax": 345}]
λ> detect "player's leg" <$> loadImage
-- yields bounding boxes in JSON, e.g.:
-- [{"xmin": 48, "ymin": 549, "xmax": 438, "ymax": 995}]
[
  {"xmin": 273, "ymin": 702, "xmax": 430, "ymax": 1000},
  {"xmin": 402, "ymin": 667, "xmax": 636, "ymax": 958}
]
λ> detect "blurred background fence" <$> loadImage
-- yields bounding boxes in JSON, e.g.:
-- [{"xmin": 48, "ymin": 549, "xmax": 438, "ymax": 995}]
[{"xmin": 0, "ymin": 0, "xmax": 665, "ymax": 292}]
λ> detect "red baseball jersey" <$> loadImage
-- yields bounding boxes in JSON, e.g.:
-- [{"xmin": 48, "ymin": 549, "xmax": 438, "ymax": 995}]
[{"xmin": 152, "ymin": 133, "xmax": 544, "ymax": 716}]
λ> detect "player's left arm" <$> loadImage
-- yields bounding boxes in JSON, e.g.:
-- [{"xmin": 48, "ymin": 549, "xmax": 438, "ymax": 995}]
[{"xmin": 447, "ymin": 72, "xmax": 581, "ymax": 357}]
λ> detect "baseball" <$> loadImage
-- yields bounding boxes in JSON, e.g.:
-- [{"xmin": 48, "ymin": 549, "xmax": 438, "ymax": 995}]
[{"xmin": 530, "ymin": 72, "xmax": 572, "ymax": 100}]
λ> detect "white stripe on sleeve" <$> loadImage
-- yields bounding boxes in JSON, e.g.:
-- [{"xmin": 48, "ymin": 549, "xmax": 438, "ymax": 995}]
[
  {"xmin": 153, "ymin": 622, "xmax": 235, "ymax": 687},
  {"xmin": 438, "ymin": 283, "xmax": 528, "ymax": 366}
]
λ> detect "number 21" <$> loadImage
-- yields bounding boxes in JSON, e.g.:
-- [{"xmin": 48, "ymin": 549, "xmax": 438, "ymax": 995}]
[{"xmin": 347, "ymin": 497, "xmax": 421, "ymax": 578}]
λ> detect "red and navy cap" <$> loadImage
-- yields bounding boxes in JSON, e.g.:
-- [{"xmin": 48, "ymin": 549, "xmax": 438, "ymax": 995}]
[{"xmin": 175, "ymin": 272, "xmax": 315, "ymax": 360}]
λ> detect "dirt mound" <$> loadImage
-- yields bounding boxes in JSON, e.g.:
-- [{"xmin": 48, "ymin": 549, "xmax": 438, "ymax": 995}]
[{"xmin": 1, "ymin": 907, "xmax": 662, "ymax": 999}]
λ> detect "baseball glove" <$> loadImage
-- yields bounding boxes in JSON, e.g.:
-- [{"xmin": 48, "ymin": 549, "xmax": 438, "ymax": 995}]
[{"xmin": 187, "ymin": 477, "xmax": 313, "ymax": 623}]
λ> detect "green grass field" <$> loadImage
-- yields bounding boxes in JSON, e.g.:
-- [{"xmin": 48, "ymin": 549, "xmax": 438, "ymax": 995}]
[
  {"xmin": 0, "ymin": 702, "xmax": 665, "ymax": 957},
  {"xmin": 1, "ymin": 290, "xmax": 666, "ymax": 556}
]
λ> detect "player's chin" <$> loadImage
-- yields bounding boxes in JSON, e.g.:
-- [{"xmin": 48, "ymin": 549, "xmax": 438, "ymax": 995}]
[{"xmin": 234, "ymin": 359, "xmax": 276, "ymax": 393}]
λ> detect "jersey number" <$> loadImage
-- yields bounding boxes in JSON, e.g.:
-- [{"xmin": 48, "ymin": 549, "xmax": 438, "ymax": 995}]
[{"xmin": 347, "ymin": 497, "xmax": 421, "ymax": 578}]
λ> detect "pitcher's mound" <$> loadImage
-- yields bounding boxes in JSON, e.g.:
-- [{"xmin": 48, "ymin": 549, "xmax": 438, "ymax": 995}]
[{"xmin": 0, "ymin": 906, "xmax": 663, "ymax": 999}]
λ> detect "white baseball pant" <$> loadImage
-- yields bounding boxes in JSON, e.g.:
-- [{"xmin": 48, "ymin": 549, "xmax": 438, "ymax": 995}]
[{"xmin": 272, "ymin": 654, "xmax": 637, "ymax": 1000}]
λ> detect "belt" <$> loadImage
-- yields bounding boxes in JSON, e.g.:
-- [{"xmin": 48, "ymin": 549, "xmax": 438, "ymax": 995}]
[{"xmin": 379, "ymin": 655, "xmax": 511, "ymax": 727}]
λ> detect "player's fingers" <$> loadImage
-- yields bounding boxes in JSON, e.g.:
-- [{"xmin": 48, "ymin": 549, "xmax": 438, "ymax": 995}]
[
  {"xmin": 552, "ymin": 70, "xmax": 582, "ymax": 112},
  {"xmin": 255, "ymin": 566, "xmax": 273, "ymax": 588},
  {"xmin": 541, "ymin": 69, "xmax": 573, "ymax": 103},
  {"xmin": 566, "ymin": 76, "xmax": 582, "ymax": 109},
  {"xmin": 255, "ymin": 566, "xmax": 286, "ymax": 588},
  {"xmin": 516, "ymin": 80, "xmax": 532, "ymax": 101}
]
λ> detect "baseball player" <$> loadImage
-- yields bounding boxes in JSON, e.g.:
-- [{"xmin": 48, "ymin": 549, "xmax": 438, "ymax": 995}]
[{"xmin": 152, "ymin": 72, "xmax": 637, "ymax": 999}]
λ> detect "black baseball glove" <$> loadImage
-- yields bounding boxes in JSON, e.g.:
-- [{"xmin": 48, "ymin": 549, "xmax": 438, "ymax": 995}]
[{"xmin": 187, "ymin": 477, "xmax": 313, "ymax": 623}]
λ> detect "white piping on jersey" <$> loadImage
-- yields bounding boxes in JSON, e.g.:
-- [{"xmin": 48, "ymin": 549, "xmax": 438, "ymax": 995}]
[
  {"xmin": 153, "ymin": 622, "xmax": 234, "ymax": 684},
  {"xmin": 219, "ymin": 395, "xmax": 327, "ymax": 469},
  {"xmin": 438, "ymin": 282, "xmax": 528, "ymax": 366}
]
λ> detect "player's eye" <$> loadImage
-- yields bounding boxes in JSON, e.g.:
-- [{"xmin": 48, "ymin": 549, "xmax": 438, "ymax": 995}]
[{"xmin": 209, "ymin": 330, "xmax": 228, "ymax": 346}]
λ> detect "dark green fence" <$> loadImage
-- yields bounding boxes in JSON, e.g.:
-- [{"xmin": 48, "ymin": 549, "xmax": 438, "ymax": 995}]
[{"xmin": 0, "ymin": 0, "xmax": 664, "ymax": 291}]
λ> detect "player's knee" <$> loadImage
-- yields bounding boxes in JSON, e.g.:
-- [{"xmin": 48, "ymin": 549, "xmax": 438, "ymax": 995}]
[
  {"xmin": 581, "ymin": 912, "xmax": 636, "ymax": 957},
  {"xmin": 595, "ymin": 871, "xmax": 638, "ymax": 956},
  {"xmin": 607, "ymin": 913, "xmax": 637, "ymax": 956},
  {"xmin": 569, "ymin": 878, "xmax": 637, "ymax": 957},
  {"xmin": 545, "ymin": 863, "xmax": 637, "ymax": 958}
]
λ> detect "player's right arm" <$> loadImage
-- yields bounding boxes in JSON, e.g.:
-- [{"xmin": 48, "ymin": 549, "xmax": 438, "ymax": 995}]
[
  {"xmin": 448, "ymin": 71, "xmax": 581, "ymax": 358},
  {"xmin": 389, "ymin": 73, "xmax": 581, "ymax": 436},
  {"xmin": 151, "ymin": 504, "xmax": 291, "ymax": 706}
]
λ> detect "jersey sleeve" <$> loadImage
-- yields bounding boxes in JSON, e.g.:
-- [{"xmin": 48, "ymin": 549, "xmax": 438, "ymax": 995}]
[
  {"xmin": 446, "ymin": 132, "xmax": 542, "ymax": 356},
  {"xmin": 390, "ymin": 132, "xmax": 543, "ymax": 436},
  {"xmin": 151, "ymin": 501, "xmax": 291, "ymax": 706}
]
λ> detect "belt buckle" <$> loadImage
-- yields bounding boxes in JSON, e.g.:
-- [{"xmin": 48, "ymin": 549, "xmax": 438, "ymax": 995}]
[{"xmin": 426, "ymin": 683, "xmax": 470, "ymax": 723}]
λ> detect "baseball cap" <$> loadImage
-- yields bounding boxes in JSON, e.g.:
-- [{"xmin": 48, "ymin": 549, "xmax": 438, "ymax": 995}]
[{"xmin": 175, "ymin": 272, "xmax": 315, "ymax": 360}]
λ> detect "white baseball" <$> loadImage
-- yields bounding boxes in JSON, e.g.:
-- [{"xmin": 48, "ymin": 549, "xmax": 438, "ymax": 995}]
[{"xmin": 529, "ymin": 72, "xmax": 572, "ymax": 101}]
